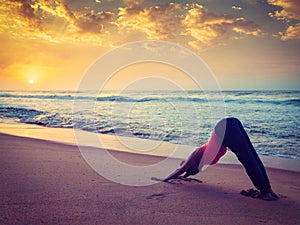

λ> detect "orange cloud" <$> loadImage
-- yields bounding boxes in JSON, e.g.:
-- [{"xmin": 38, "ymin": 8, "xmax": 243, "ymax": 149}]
[
  {"xmin": 32, "ymin": 0, "xmax": 114, "ymax": 34},
  {"xmin": 182, "ymin": 4, "xmax": 261, "ymax": 50},
  {"xmin": 114, "ymin": 2, "xmax": 262, "ymax": 50},
  {"xmin": 0, "ymin": 0, "xmax": 42, "ymax": 36},
  {"xmin": 0, "ymin": 0, "xmax": 115, "ymax": 43},
  {"xmin": 268, "ymin": 0, "xmax": 300, "ymax": 40},
  {"xmin": 280, "ymin": 23, "xmax": 300, "ymax": 40},
  {"xmin": 268, "ymin": 0, "xmax": 300, "ymax": 20},
  {"xmin": 115, "ymin": 2, "xmax": 182, "ymax": 40},
  {"xmin": 0, "ymin": 0, "xmax": 266, "ymax": 52},
  {"xmin": 73, "ymin": 9, "xmax": 114, "ymax": 34}
]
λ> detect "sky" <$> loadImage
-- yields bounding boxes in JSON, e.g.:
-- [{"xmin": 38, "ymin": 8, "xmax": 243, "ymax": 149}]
[{"xmin": 0, "ymin": 0, "xmax": 299, "ymax": 90}]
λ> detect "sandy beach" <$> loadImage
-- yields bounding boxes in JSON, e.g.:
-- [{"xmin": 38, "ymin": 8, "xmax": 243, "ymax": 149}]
[{"xmin": 1, "ymin": 133, "xmax": 300, "ymax": 225}]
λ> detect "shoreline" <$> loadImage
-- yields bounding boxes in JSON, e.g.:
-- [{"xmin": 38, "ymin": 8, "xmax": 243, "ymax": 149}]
[
  {"xmin": 0, "ymin": 119, "xmax": 299, "ymax": 173},
  {"xmin": 1, "ymin": 132, "xmax": 300, "ymax": 224}
]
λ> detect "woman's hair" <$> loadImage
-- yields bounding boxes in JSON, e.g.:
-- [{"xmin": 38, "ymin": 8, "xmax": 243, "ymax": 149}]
[{"xmin": 186, "ymin": 166, "xmax": 200, "ymax": 176}]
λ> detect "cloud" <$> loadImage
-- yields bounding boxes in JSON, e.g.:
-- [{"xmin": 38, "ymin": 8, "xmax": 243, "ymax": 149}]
[
  {"xmin": 32, "ymin": 0, "xmax": 114, "ymax": 34},
  {"xmin": 115, "ymin": 2, "xmax": 261, "ymax": 50},
  {"xmin": 0, "ymin": 0, "xmax": 116, "ymax": 44},
  {"xmin": 232, "ymin": 5, "xmax": 242, "ymax": 11},
  {"xmin": 0, "ymin": 0, "xmax": 42, "ymax": 31},
  {"xmin": 16, "ymin": 0, "xmax": 37, "ymax": 20},
  {"xmin": 0, "ymin": 0, "xmax": 264, "ymax": 52},
  {"xmin": 123, "ymin": 0, "xmax": 144, "ymax": 8},
  {"xmin": 182, "ymin": 4, "xmax": 261, "ymax": 50},
  {"xmin": 115, "ymin": 2, "xmax": 182, "ymax": 40},
  {"xmin": 280, "ymin": 23, "xmax": 300, "ymax": 40},
  {"xmin": 267, "ymin": 0, "xmax": 300, "ymax": 40},
  {"xmin": 267, "ymin": 0, "xmax": 300, "ymax": 20},
  {"xmin": 73, "ymin": 9, "xmax": 114, "ymax": 34}
]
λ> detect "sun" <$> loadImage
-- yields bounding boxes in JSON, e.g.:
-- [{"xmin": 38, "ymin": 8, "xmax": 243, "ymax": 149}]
[{"xmin": 25, "ymin": 67, "xmax": 42, "ymax": 86}]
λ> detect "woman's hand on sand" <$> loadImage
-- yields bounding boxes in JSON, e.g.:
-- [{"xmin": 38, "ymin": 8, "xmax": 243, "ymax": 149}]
[{"xmin": 151, "ymin": 176, "xmax": 202, "ymax": 183}]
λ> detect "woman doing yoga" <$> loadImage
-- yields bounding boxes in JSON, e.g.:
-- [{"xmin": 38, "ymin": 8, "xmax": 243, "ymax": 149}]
[{"xmin": 164, "ymin": 117, "xmax": 279, "ymax": 201}]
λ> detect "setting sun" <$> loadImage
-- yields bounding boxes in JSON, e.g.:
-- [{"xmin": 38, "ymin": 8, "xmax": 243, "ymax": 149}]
[{"xmin": 24, "ymin": 67, "xmax": 42, "ymax": 86}]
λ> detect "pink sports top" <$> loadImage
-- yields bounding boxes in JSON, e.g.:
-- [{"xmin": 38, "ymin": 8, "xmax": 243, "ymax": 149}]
[{"xmin": 199, "ymin": 130, "xmax": 227, "ymax": 165}]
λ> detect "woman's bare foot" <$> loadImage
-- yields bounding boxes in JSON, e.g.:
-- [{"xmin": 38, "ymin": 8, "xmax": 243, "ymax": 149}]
[{"xmin": 240, "ymin": 188, "xmax": 279, "ymax": 201}]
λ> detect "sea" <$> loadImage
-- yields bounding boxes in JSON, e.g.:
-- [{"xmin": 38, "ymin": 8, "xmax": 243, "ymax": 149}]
[{"xmin": 0, "ymin": 90, "xmax": 299, "ymax": 160}]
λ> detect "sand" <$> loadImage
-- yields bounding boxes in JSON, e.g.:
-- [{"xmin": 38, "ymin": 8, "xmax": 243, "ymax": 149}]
[{"xmin": 1, "ymin": 133, "xmax": 300, "ymax": 225}]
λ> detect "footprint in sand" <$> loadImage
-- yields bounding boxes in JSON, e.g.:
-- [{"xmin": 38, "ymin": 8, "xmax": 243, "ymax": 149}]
[{"xmin": 146, "ymin": 193, "xmax": 165, "ymax": 200}]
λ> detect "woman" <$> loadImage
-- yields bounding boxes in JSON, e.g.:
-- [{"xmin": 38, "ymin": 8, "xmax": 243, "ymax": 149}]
[{"xmin": 164, "ymin": 117, "xmax": 279, "ymax": 201}]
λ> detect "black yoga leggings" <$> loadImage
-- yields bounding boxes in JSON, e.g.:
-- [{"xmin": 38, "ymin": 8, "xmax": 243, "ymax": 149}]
[{"xmin": 214, "ymin": 118, "xmax": 271, "ymax": 194}]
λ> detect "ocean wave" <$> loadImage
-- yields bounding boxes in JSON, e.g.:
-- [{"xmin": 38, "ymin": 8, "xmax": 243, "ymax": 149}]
[
  {"xmin": 283, "ymin": 99, "xmax": 300, "ymax": 106},
  {"xmin": 225, "ymin": 98, "xmax": 300, "ymax": 106},
  {"xmin": 0, "ymin": 93, "xmax": 77, "ymax": 100},
  {"xmin": 0, "ymin": 106, "xmax": 45, "ymax": 119},
  {"xmin": 0, "ymin": 106, "xmax": 73, "ymax": 128},
  {"xmin": 0, "ymin": 92, "xmax": 205, "ymax": 103},
  {"xmin": 95, "ymin": 96, "xmax": 157, "ymax": 102},
  {"xmin": 0, "ymin": 93, "xmax": 212, "ymax": 104},
  {"xmin": 1, "ymin": 91, "xmax": 299, "ymax": 107}
]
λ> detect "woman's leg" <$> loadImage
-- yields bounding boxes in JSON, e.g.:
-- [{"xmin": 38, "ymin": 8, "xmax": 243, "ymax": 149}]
[{"xmin": 214, "ymin": 118, "xmax": 272, "ymax": 194}]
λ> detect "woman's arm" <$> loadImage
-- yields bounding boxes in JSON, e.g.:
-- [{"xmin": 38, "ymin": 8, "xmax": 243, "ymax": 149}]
[
  {"xmin": 163, "ymin": 150, "xmax": 199, "ymax": 181},
  {"xmin": 163, "ymin": 166, "xmax": 189, "ymax": 181}
]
